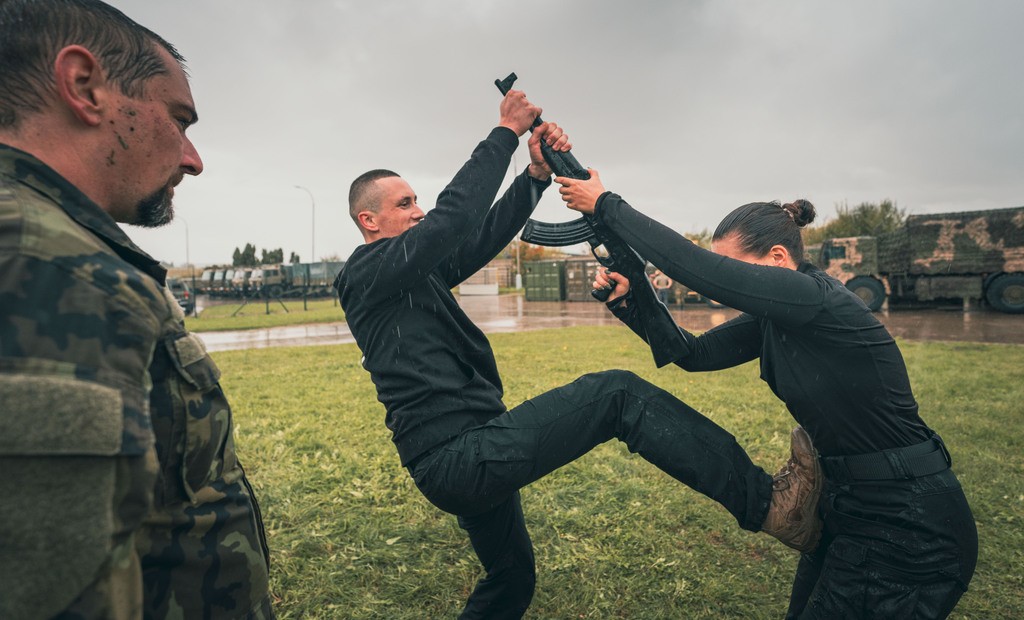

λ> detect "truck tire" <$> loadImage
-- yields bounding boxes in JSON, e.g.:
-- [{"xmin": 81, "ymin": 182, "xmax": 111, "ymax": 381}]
[
  {"xmin": 986, "ymin": 273, "xmax": 1024, "ymax": 314},
  {"xmin": 845, "ymin": 276, "xmax": 885, "ymax": 311}
]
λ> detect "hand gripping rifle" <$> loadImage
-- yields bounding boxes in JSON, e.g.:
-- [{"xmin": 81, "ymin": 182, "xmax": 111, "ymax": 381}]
[{"xmin": 495, "ymin": 73, "xmax": 686, "ymax": 368}]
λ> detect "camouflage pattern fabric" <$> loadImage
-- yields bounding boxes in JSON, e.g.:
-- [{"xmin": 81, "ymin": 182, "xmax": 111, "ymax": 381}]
[
  {"xmin": 0, "ymin": 144, "xmax": 272, "ymax": 619},
  {"xmin": 822, "ymin": 208, "xmax": 1024, "ymax": 281},
  {"xmin": 138, "ymin": 301, "xmax": 273, "ymax": 619}
]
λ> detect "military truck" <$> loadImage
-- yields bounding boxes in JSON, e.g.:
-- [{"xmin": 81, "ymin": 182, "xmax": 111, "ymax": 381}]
[
  {"xmin": 231, "ymin": 267, "xmax": 254, "ymax": 297},
  {"xmin": 247, "ymin": 261, "xmax": 345, "ymax": 297},
  {"xmin": 210, "ymin": 268, "xmax": 231, "ymax": 297},
  {"xmin": 817, "ymin": 206, "xmax": 1024, "ymax": 313},
  {"xmin": 196, "ymin": 268, "xmax": 218, "ymax": 294}
]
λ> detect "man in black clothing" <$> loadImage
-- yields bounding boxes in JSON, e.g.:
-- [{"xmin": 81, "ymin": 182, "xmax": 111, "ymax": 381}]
[{"xmin": 334, "ymin": 90, "xmax": 822, "ymax": 619}]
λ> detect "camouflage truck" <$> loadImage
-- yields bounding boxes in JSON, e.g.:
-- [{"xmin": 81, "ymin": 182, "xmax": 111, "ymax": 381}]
[
  {"xmin": 248, "ymin": 261, "xmax": 345, "ymax": 297},
  {"xmin": 817, "ymin": 206, "xmax": 1024, "ymax": 313}
]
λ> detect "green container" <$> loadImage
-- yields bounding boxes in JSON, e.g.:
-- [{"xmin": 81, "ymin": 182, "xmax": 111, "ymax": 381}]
[
  {"xmin": 564, "ymin": 258, "xmax": 603, "ymax": 302},
  {"xmin": 524, "ymin": 260, "xmax": 566, "ymax": 301}
]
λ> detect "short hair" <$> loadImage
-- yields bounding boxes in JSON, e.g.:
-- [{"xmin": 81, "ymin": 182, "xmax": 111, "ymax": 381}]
[
  {"xmin": 0, "ymin": 0, "xmax": 185, "ymax": 129},
  {"xmin": 348, "ymin": 169, "xmax": 399, "ymax": 226},
  {"xmin": 712, "ymin": 200, "xmax": 816, "ymax": 261}
]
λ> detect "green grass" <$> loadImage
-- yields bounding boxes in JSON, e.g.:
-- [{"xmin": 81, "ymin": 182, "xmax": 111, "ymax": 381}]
[
  {"xmin": 217, "ymin": 327, "xmax": 1023, "ymax": 619},
  {"xmin": 185, "ymin": 298, "xmax": 344, "ymax": 332}
]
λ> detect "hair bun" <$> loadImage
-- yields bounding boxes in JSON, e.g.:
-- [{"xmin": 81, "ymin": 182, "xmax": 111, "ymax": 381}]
[{"xmin": 783, "ymin": 199, "xmax": 816, "ymax": 228}]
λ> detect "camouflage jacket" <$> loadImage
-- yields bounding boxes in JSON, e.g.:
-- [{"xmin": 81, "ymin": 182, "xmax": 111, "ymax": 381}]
[{"xmin": 0, "ymin": 144, "xmax": 272, "ymax": 619}]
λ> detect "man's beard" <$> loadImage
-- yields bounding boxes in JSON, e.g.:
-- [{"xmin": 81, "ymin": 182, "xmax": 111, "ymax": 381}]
[{"xmin": 132, "ymin": 185, "xmax": 174, "ymax": 228}]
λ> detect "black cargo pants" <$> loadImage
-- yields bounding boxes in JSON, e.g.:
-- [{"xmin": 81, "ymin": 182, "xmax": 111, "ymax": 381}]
[
  {"xmin": 407, "ymin": 369, "xmax": 774, "ymax": 620},
  {"xmin": 785, "ymin": 467, "xmax": 977, "ymax": 619}
]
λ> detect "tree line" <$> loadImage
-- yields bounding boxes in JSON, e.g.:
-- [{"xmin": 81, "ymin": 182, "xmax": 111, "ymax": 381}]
[
  {"xmin": 231, "ymin": 243, "xmax": 301, "ymax": 267},
  {"xmin": 803, "ymin": 199, "xmax": 905, "ymax": 245}
]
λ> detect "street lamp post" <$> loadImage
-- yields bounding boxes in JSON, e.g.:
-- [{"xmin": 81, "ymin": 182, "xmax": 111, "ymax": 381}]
[
  {"xmin": 294, "ymin": 185, "xmax": 315, "ymax": 263},
  {"xmin": 180, "ymin": 216, "xmax": 197, "ymax": 317},
  {"xmin": 511, "ymin": 153, "xmax": 522, "ymax": 289}
]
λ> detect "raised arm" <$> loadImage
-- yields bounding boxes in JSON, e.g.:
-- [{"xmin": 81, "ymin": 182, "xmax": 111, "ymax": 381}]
[
  {"xmin": 439, "ymin": 122, "xmax": 571, "ymax": 285},
  {"xmin": 557, "ymin": 172, "xmax": 825, "ymax": 326},
  {"xmin": 346, "ymin": 91, "xmax": 541, "ymax": 303},
  {"xmin": 596, "ymin": 192, "xmax": 823, "ymax": 326}
]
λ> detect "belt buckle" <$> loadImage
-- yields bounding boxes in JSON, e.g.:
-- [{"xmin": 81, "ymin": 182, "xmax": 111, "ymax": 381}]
[{"xmin": 822, "ymin": 456, "xmax": 852, "ymax": 483}]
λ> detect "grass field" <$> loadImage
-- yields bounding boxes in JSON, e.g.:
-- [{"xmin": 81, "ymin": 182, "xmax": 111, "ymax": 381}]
[
  {"xmin": 185, "ymin": 298, "xmax": 344, "ymax": 332},
  {"xmin": 217, "ymin": 326, "xmax": 1023, "ymax": 618}
]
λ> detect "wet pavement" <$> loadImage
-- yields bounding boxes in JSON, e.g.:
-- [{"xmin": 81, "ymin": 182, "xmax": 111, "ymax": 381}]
[{"xmin": 199, "ymin": 294, "xmax": 1024, "ymax": 352}]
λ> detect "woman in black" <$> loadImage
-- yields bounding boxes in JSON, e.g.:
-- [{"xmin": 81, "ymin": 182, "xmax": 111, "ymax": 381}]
[{"xmin": 556, "ymin": 170, "xmax": 978, "ymax": 618}]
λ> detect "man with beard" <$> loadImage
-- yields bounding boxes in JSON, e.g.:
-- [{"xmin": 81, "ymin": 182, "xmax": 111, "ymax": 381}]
[{"xmin": 0, "ymin": 1, "xmax": 272, "ymax": 617}]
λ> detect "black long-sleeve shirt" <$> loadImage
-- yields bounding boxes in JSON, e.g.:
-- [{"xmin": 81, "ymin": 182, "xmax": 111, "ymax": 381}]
[
  {"xmin": 335, "ymin": 127, "xmax": 549, "ymax": 465},
  {"xmin": 596, "ymin": 192, "xmax": 931, "ymax": 457}
]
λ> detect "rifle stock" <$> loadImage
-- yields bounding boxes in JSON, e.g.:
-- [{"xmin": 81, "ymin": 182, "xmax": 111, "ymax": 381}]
[{"xmin": 494, "ymin": 73, "xmax": 686, "ymax": 367}]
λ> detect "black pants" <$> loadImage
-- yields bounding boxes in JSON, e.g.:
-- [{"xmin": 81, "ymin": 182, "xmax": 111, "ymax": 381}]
[
  {"xmin": 786, "ymin": 468, "xmax": 977, "ymax": 619},
  {"xmin": 407, "ymin": 370, "xmax": 774, "ymax": 619}
]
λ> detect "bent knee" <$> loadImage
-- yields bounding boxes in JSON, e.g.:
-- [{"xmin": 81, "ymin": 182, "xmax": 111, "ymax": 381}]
[
  {"xmin": 584, "ymin": 369, "xmax": 645, "ymax": 389},
  {"xmin": 586, "ymin": 369, "xmax": 672, "ymax": 399}
]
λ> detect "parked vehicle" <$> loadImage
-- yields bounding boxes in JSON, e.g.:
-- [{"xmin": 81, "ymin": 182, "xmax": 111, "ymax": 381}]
[
  {"xmin": 231, "ymin": 268, "xmax": 253, "ymax": 297},
  {"xmin": 220, "ymin": 269, "xmax": 237, "ymax": 296},
  {"xmin": 248, "ymin": 264, "xmax": 283, "ymax": 296},
  {"xmin": 301, "ymin": 261, "xmax": 346, "ymax": 296},
  {"xmin": 817, "ymin": 206, "xmax": 1024, "ymax": 313},
  {"xmin": 209, "ymin": 269, "xmax": 222, "ymax": 296},
  {"xmin": 247, "ymin": 261, "xmax": 345, "ymax": 297},
  {"xmin": 197, "ymin": 268, "xmax": 218, "ymax": 294},
  {"xmin": 166, "ymin": 277, "xmax": 194, "ymax": 314}
]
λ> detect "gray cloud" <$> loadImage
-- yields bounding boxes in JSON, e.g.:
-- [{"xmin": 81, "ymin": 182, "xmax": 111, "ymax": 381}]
[{"xmin": 110, "ymin": 0, "xmax": 1024, "ymax": 265}]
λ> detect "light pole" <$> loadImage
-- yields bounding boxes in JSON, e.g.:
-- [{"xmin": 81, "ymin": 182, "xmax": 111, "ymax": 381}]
[
  {"xmin": 511, "ymin": 153, "xmax": 522, "ymax": 289},
  {"xmin": 294, "ymin": 185, "xmax": 315, "ymax": 262},
  {"xmin": 180, "ymin": 216, "xmax": 197, "ymax": 317}
]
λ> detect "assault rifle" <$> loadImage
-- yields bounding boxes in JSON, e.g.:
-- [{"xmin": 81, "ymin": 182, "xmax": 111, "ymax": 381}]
[{"xmin": 494, "ymin": 73, "xmax": 686, "ymax": 368}]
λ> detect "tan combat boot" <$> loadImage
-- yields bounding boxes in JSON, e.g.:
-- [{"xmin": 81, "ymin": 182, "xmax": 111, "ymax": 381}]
[{"xmin": 761, "ymin": 426, "xmax": 824, "ymax": 553}]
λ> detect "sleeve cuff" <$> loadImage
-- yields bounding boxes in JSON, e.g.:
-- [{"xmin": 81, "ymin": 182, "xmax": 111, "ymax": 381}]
[
  {"xmin": 489, "ymin": 126, "xmax": 521, "ymax": 153},
  {"xmin": 606, "ymin": 291, "xmax": 633, "ymax": 313},
  {"xmin": 593, "ymin": 191, "xmax": 617, "ymax": 223},
  {"xmin": 526, "ymin": 169, "xmax": 552, "ymax": 188}
]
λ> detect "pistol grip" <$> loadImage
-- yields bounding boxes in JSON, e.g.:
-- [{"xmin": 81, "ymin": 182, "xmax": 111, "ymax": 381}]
[{"xmin": 592, "ymin": 279, "xmax": 615, "ymax": 302}]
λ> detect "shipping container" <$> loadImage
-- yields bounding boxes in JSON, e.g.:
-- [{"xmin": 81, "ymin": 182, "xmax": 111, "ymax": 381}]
[
  {"xmin": 564, "ymin": 258, "xmax": 603, "ymax": 302},
  {"xmin": 524, "ymin": 260, "xmax": 566, "ymax": 301}
]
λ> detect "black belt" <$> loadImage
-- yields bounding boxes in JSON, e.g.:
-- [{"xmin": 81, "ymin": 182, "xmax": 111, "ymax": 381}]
[{"xmin": 821, "ymin": 435, "xmax": 951, "ymax": 482}]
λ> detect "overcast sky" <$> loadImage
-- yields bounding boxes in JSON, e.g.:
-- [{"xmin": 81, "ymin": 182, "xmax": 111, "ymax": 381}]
[{"xmin": 109, "ymin": 0, "xmax": 1024, "ymax": 268}]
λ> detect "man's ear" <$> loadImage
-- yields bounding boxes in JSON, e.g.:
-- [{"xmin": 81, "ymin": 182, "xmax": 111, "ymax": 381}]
[
  {"xmin": 53, "ymin": 45, "xmax": 107, "ymax": 127},
  {"xmin": 357, "ymin": 211, "xmax": 379, "ymax": 232}
]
